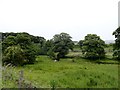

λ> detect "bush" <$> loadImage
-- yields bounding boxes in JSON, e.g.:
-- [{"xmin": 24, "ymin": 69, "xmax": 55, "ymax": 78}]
[{"xmin": 3, "ymin": 45, "xmax": 25, "ymax": 66}]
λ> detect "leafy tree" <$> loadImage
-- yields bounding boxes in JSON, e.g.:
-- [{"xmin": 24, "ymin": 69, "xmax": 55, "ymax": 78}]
[
  {"xmin": 15, "ymin": 33, "xmax": 31, "ymax": 48},
  {"xmin": 30, "ymin": 35, "xmax": 46, "ymax": 55},
  {"xmin": 49, "ymin": 32, "xmax": 74, "ymax": 61},
  {"xmin": 47, "ymin": 48, "xmax": 56, "ymax": 60},
  {"xmin": 31, "ymin": 43, "xmax": 42, "ymax": 55},
  {"xmin": 2, "ymin": 33, "xmax": 39, "ymax": 65},
  {"xmin": 1, "ymin": 32, "xmax": 48, "ymax": 65},
  {"xmin": 15, "ymin": 33, "xmax": 37, "ymax": 64},
  {"xmin": 3, "ymin": 45, "xmax": 25, "ymax": 66},
  {"xmin": 2, "ymin": 36, "xmax": 17, "ymax": 51},
  {"xmin": 31, "ymin": 35, "xmax": 45, "ymax": 44},
  {"xmin": 23, "ymin": 45, "xmax": 37, "ymax": 64},
  {"xmin": 2, "ymin": 32, "xmax": 17, "ymax": 41},
  {"xmin": 113, "ymin": 27, "xmax": 120, "ymax": 60},
  {"xmin": 78, "ymin": 40, "xmax": 84, "ymax": 49},
  {"xmin": 79, "ymin": 34, "xmax": 105, "ymax": 60},
  {"xmin": 42, "ymin": 40, "xmax": 54, "ymax": 55}
]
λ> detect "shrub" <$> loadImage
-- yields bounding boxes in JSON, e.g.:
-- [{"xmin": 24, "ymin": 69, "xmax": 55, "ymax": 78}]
[{"xmin": 3, "ymin": 45, "xmax": 25, "ymax": 66}]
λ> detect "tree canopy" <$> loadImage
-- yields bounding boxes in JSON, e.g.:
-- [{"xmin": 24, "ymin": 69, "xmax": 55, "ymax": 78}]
[
  {"xmin": 79, "ymin": 34, "xmax": 105, "ymax": 60},
  {"xmin": 48, "ymin": 32, "xmax": 74, "ymax": 61},
  {"xmin": 113, "ymin": 27, "xmax": 120, "ymax": 60},
  {"xmin": 3, "ymin": 45, "xmax": 24, "ymax": 66},
  {"xmin": 2, "ymin": 31, "xmax": 116, "ymax": 65},
  {"xmin": 2, "ymin": 32, "xmax": 46, "ymax": 66}
]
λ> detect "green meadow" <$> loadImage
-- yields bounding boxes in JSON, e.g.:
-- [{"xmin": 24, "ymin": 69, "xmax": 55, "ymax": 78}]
[{"xmin": 2, "ymin": 50, "xmax": 119, "ymax": 88}]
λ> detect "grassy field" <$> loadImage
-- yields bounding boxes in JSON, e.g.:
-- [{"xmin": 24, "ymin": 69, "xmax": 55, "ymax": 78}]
[{"xmin": 2, "ymin": 53, "xmax": 119, "ymax": 88}]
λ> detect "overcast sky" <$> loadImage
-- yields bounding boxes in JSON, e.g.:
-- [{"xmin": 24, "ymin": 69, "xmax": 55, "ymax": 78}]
[{"xmin": 0, "ymin": 0, "xmax": 119, "ymax": 41}]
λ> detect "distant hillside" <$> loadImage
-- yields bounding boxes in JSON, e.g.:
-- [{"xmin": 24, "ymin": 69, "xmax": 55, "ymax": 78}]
[{"xmin": 105, "ymin": 40, "xmax": 115, "ymax": 44}]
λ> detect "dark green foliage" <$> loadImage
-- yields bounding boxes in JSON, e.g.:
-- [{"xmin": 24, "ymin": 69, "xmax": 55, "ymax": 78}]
[
  {"xmin": 15, "ymin": 33, "xmax": 31, "ymax": 48},
  {"xmin": 48, "ymin": 32, "xmax": 74, "ymax": 61},
  {"xmin": 2, "ymin": 36, "xmax": 17, "ymax": 51},
  {"xmin": 3, "ymin": 45, "xmax": 25, "ymax": 66},
  {"xmin": 30, "ymin": 35, "xmax": 45, "ymax": 44},
  {"xmin": 2, "ymin": 32, "xmax": 46, "ymax": 65},
  {"xmin": 2, "ymin": 32, "xmax": 28, "ymax": 41},
  {"xmin": 31, "ymin": 43, "xmax": 41, "ymax": 55},
  {"xmin": 30, "ymin": 35, "xmax": 46, "ymax": 55},
  {"xmin": 79, "ymin": 34, "xmax": 105, "ymax": 60},
  {"xmin": 43, "ymin": 40, "xmax": 54, "ymax": 55},
  {"xmin": 47, "ymin": 48, "xmax": 56, "ymax": 60},
  {"xmin": 78, "ymin": 40, "xmax": 84, "ymax": 49},
  {"xmin": 113, "ymin": 27, "xmax": 120, "ymax": 60},
  {"xmin": 14, "ymin": 33, "xmax": 36, "ymax": 64},
  {"xmin": 22, "ymin": 45, "xmax": 36, "ymax": 64}
]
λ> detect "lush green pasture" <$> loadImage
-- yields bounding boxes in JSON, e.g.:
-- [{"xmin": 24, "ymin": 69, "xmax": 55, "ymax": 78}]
[{"xmin": 2, "ymin": 55, "xmax": 119, "ymax": 88}]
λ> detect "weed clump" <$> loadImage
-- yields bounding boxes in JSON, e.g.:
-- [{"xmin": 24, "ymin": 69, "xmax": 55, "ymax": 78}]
[{"xmin": 2, "ymin": 63, "xmax": 36, "ymax": 88}]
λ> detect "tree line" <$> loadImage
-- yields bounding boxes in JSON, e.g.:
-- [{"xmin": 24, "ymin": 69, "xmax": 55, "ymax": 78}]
[{"xmin": 1, "ymin": 27, "xmax": 120, "ymax": 66}]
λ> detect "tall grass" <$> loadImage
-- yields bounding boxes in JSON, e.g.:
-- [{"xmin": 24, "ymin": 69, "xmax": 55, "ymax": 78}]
[{"xmin": 2, "ymin": 63, "xmax": 37, "ymax": 88}]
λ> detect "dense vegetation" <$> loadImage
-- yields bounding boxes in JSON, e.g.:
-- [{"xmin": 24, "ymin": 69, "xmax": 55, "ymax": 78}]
[
  {"xmin": 79, "ymin": 34, "xmax": 105, "ymax": 60},
  {"xmin": 2, "ymin": 31, "xmax": 117, "ymax": 66},
  {"xmin": 1, "ymin": 27, "xmax": 120, "ymax": 88},
  {"xmin": 2, "ymin": 32, "xmax": 46, "ymax": 66},
  {"xmin": 47, "ymin": 33, "xmax": 74, "ymax": 61},
  {"xmin": 113, "ymin": 26, "xmax": 120, "ymax": 60}
]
